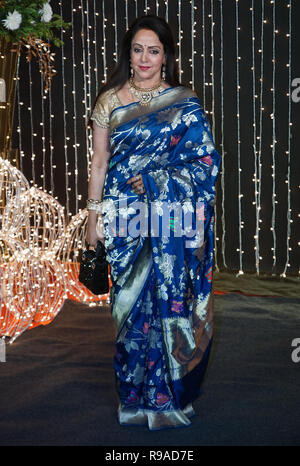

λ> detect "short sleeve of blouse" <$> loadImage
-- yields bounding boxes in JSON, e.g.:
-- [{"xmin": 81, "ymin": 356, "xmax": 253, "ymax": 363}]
[
  {"xmin": 90, "ymin": 88, "xmax": 121, "ymax": 129},
  {"xmin": 90, "ymin": 90, "xmax": 111, "ymax": 128}
]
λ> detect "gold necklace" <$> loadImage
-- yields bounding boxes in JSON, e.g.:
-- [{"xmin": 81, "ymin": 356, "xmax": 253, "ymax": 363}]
[{"xmin": 129, "ymin": 77, "xmax": 165, "ymax": 106}]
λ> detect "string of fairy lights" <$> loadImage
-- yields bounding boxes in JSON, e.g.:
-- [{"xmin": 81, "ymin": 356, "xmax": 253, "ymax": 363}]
[
  {"xmin": 219, "ymin": 0, "xmax": 226, "ymax": 270},
  {"xmin": 235, "ymin": 0, "xmax": 243, "ymax": 276},
  {"xmin": 271, "ymin": 0, "xmax": 277, "ymax": 271},
  {"xmin": 283, "ymin": 0, "xmax": 292, "ymax": 278},
  {"xmin": 13, "ymin": 0, "xmax": 298, "ymax": 276}
]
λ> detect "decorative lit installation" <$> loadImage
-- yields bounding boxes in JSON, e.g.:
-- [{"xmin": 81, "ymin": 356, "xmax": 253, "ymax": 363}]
[
  {"xmin": 57, "ymin": 208, "xmax": 110, "ymax": 305},
  {"xmin": 9, "ymin": 186, "xmax": 66, "ymax": 257},
  {"xmin": 0, "ymin": 156, "xmax": 30, "ymax": 234},
  {"xmin": 0, "ymin": 157, "xmax": 110, "ymax": 342},
  {"xmin": 0, "ymin": 159, "xmax": 64, "ymax": 342},
  {"xmin": 0, "ymin": 237, "xmax": 42, "ymax": 342},
  {"xmin": 5, "ymin": 186, "xmax": 66, "ymax": 340}
]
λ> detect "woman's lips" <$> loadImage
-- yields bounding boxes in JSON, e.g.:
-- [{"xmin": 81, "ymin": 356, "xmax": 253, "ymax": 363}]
[{"xmin": 139, "ymin": 66, "xmax": 150, "ymax": 71}]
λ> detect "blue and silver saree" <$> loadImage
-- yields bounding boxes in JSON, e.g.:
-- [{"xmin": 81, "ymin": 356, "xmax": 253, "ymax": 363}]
[{"xmin": 100, "ymin": 85, "xmax": 220, "ymax": 430}]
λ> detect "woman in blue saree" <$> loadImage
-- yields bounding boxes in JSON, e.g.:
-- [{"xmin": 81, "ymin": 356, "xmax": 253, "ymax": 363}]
[{"xmin": 87, "ymin": 15, "xmax": 220, "ymax": 430}]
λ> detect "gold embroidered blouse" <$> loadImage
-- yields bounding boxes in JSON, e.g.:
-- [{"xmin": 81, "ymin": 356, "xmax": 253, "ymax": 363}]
[{"xmin": 90, "ymin": 88, "xmax": 122, "ymax": 129}]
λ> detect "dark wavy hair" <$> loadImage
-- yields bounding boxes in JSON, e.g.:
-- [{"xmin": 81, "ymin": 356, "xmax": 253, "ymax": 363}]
[{"xmin": 97, "ymin": 15, "xmax": 180, "ymax": 97}]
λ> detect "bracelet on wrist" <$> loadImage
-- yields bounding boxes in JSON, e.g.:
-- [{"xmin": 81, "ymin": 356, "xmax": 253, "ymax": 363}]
[{"xmin": 87, "ymin": 199, "xmax": 102, "ymax": 212}]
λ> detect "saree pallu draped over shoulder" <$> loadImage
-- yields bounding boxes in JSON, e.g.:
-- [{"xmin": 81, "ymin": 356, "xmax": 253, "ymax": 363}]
[{"xmin": 101, "ymin": 86, "xmax": 221, "ymax": 430}]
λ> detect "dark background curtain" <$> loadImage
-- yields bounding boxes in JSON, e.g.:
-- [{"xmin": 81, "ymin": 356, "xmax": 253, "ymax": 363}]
[{"xmin": 12, "ymin": 0, "xmax": 300, "ymax": 276}]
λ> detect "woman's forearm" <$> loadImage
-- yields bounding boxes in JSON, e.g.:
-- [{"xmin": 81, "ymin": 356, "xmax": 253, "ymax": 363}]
[
  {"xmin": 87, "ymin": 161, "xmax": 108, "ymax": 228},
  {"xmin": 88, "ymin": 162, "xmax": 108, "ymax": 202},
  {"xmin": 86, "ymin": 126, "xmax": 111, "ymax": 245}
]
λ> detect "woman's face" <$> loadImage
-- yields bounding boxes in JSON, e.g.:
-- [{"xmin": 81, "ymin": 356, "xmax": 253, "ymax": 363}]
[{"xmin": 130, "ymin": 28, "xmax": 166, "ymax": 85}]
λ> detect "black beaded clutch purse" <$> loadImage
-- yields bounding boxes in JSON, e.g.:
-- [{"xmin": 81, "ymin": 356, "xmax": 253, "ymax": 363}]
[{"xmin": 79, "ymin": 240, "xmax": 109, "ymax": 295}]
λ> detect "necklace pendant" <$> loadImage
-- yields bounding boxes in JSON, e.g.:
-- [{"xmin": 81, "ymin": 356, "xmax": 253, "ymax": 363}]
[
  {"xmin": 140, "ymin": 92, "xmax": 152, "ymax": 105},
  {"xmin": 129, "ymin": 77, "xmax": 164, "ymax": 106}
]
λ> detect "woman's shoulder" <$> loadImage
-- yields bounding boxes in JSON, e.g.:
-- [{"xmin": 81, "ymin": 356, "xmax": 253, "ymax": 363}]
[
  {"xmin": 95, "ymin": 87, "xmax": 118, "ymax": 109},
  {"xmin": 90, "ymin": 87, "xmax": 121, "ymax": 128}
]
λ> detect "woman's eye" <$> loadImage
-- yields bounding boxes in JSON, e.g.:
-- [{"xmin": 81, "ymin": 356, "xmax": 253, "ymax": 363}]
[
  {"xmin": 150, "ymin": 50, "xmax": 159, "ymax": 54},
  {"xmin": 134, "ymin": 48, "xmax": 142, "ymax": 53}
]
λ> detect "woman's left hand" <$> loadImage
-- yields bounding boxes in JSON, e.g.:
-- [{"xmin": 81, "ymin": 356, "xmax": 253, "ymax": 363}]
[{"xmin": 126, "ymin": 174, "xmax": 145, "ymax": 194}]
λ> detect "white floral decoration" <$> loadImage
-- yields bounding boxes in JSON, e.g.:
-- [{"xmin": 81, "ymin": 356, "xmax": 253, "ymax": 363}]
[
  {"xmin": 39, "ymin": 2, "xmax": 53, "ymax": 23},
  {"xmin": 2, "ymin": 10, "xmax": 22, "ymax": 31}
]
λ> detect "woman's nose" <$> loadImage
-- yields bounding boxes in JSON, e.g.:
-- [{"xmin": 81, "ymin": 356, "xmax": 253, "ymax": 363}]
[{"xmin": 141, "ymin": 50, "xmax": 148, "ymax": 62}]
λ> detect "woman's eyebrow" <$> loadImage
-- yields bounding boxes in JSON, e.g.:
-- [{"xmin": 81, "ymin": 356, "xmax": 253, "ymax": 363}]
[{"xmin": 132, "ymin": 42, "xmax": 161, "ymax": 49}]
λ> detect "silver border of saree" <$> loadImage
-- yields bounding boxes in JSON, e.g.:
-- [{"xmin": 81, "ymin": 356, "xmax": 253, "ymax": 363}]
[
  {"xmin": 118, "ymin": 403, "xmax": 195, "ymax": 431},
  {"xmin": 111, "ymin": 237, "xmax": 153, "ymax": 338}
]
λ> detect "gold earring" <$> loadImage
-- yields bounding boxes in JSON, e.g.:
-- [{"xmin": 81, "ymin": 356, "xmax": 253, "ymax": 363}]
[
  {"xmin": 130, "ymin": 66, "xmax": 134, "ymax": 77},
  {"xmin": 162, "ymin": 64, "xmax": 166, "ymax": 80}
]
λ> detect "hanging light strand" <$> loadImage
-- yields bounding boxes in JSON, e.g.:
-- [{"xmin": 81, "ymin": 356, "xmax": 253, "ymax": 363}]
[
  {"xmin": 48, "ymin": 84, "xmax": 54, "ymax": 196},
  {"xmin": 79, "ymin": 1, "xmax": 89, "ymax": 183},
  {"xmin": 86, "ymin": 1, "xmax": 92, "ymax": 114},
  {"xmin": 190, "ymin": 0, "xmax": 195, "ymax": 90},
  {"xmin": 236, "ymin": 0, "xmax": 243, "ymax": 276},
  {"xmin": 210, "ymin": 0, "xmax": 219, "ymax": 271},
  {"xmin": 210, "ymin": 0, "xmax": 216, "ymax": 142},
  {"xmin": 59, "ymin": 2, "xmax": 70, "ymax": 219},
  {"xmin": 219, "ymin": 0, "xmax": 227, "ymax": 269},
  {"xmin": 39, "ymin": 58, "xmax": 46, "ymax": 192},
  {"xmin": 93, "ymin": 0, "xmax": 99, "ymax": 92},
  {"xmin": 271, "ymin": 0, "xmax": 277, "ymax": 270},
  {"xmin": 125, "ymin": 0, "xmax": 129, "ymax": 30},
  {"xmin": 251, "ymin": 0, "xmax": 259, "ymax": 273},
  {"xmin": 28, "ymin": 62, "xmax": 35, "ymax": 185},
  {"xmin": 16, "ymin": 56, "xmax": 23, "ymax": 173},
  {"xmin": 257, "ymin": 0, "xmax": 266, "ymax": 274},
  {"xmin": 178, "ymin": 0, "xmax": 182, "ymax": 82},
  {"xmin": 71, "ymin": 0, "xmax": 79, "ymax": 214},
  {"xmin": 202, "ymin": 0, "xmax": 206, "ymax": 110},
  {"xmin": 102, "ymin": 0, "xmax": 107, "ymax": 84},
  {"xmin": 282, "ymin": 0, "xmax": 292, "ymax": 277},
  {"xmin": 114, "ymin": 0, "xmax": 118, "ymax": 62}
]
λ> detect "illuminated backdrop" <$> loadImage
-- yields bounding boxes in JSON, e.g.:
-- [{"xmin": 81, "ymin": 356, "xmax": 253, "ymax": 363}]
[{"xmin": 12, "ymin": 0, "xmax": 300, "ymax": 276}]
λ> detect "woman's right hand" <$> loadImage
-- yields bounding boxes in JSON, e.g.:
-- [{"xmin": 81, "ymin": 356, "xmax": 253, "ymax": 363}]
[{"xmin": 86, "ymin": 216, "xmax": 105, "ymax": 247}]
